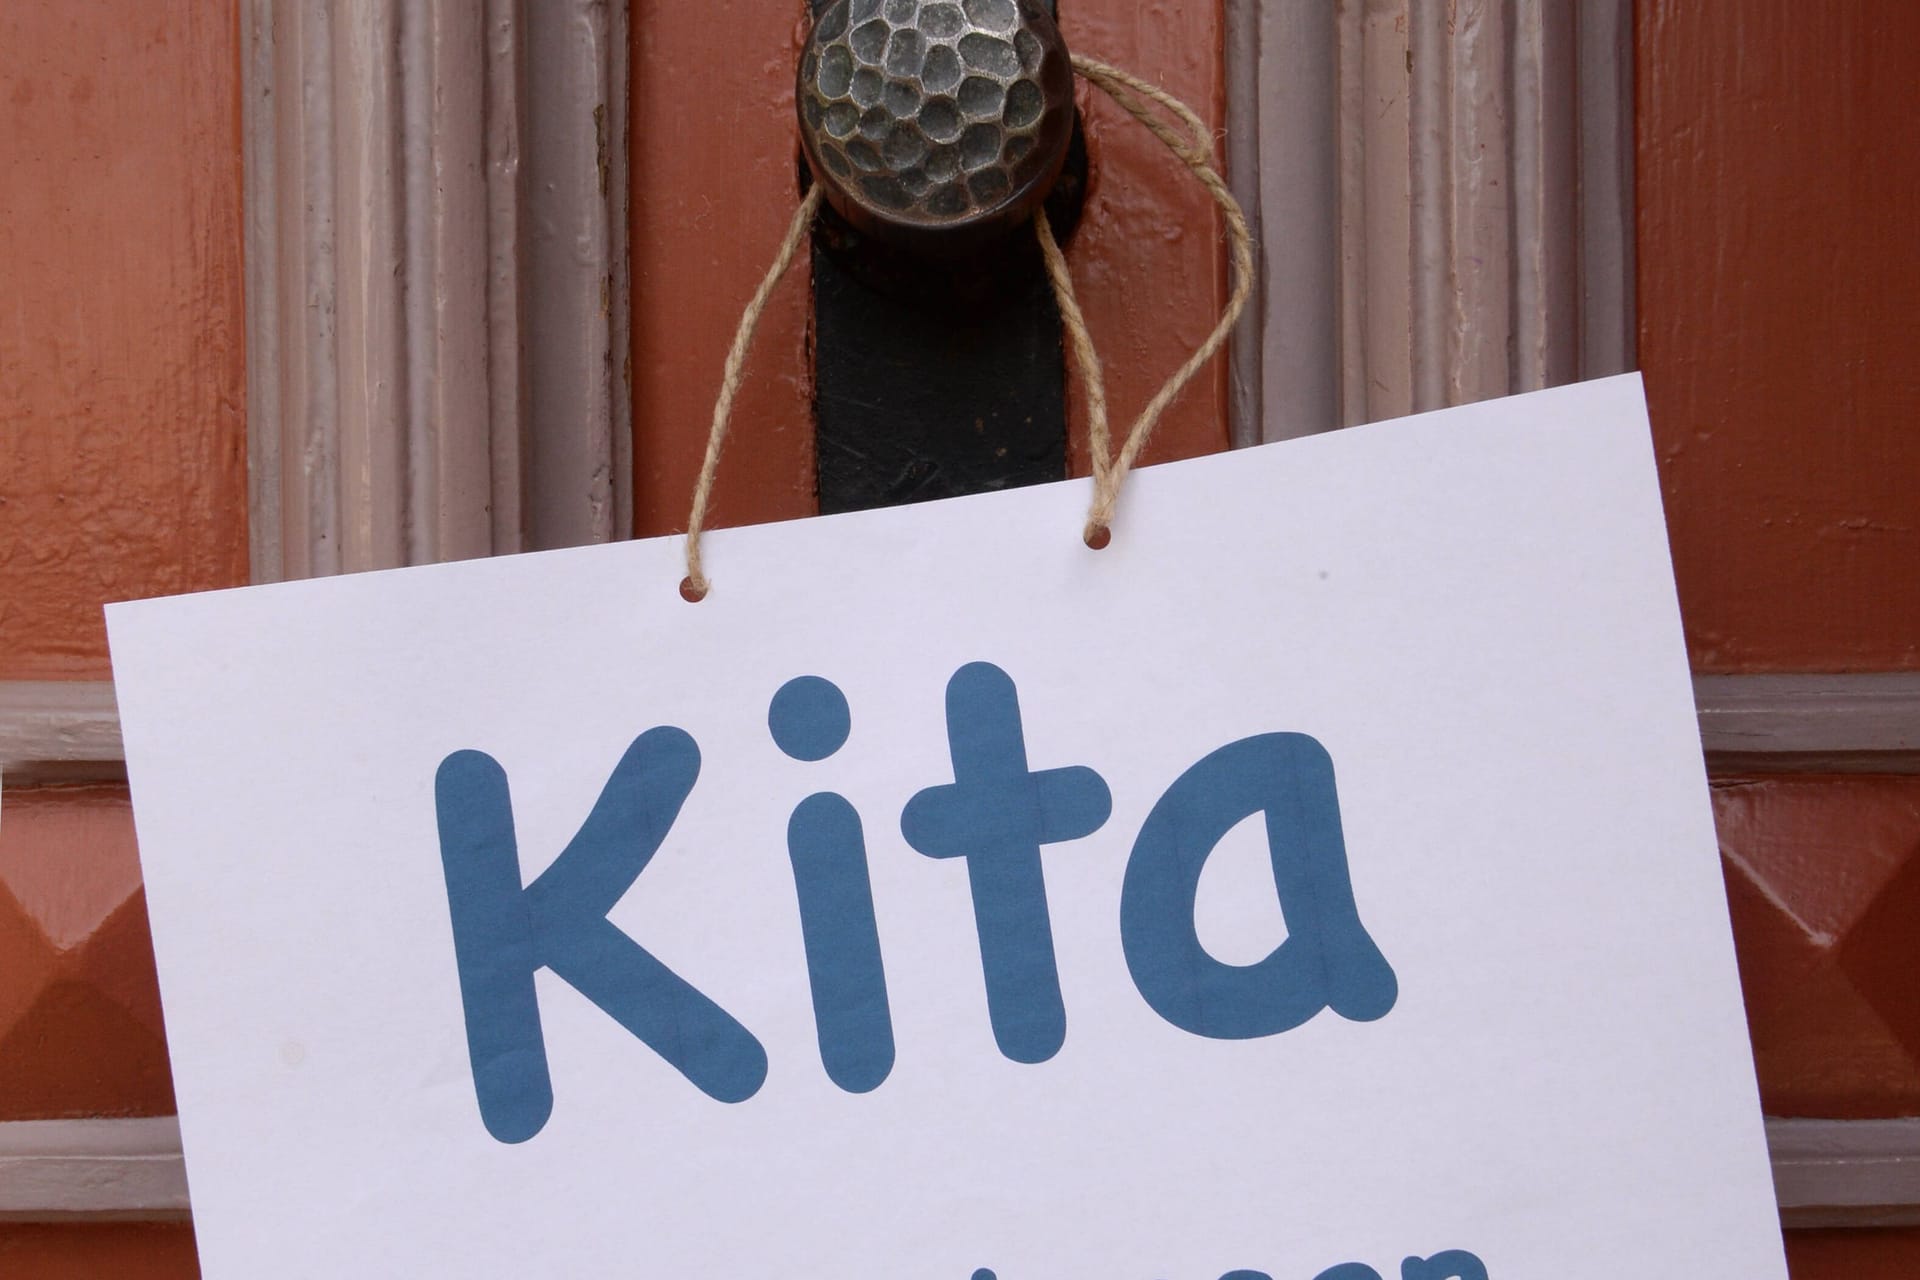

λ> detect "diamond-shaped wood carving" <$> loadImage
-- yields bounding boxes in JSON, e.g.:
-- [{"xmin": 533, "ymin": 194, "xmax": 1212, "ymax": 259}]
[
  {"xmin": 1715, "ymin": 776, "xmax": 1920, "ymax": 1117},
  {"xmin": 0, "ymin": 784, "xmax": 174, "ymax": 1119}
]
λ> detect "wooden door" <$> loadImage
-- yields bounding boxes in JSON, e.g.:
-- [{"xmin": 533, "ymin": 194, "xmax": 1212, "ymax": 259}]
[
  {"xmin": 2, "ymin": 0, "xmax": 1917, "ymax": 1274},
  {"xmin": 0, "ymin": 0, "xmax": 240, "ymax": 1270},
  {"xmin": 1639, "ymin": 2, "xmax": 1920, "ymax": 1272}
]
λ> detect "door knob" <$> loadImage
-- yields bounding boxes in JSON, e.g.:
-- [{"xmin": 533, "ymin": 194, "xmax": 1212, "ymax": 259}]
[{"xmin": 798, "ymin": 0, "xmax": 1076, "ymax": 252}]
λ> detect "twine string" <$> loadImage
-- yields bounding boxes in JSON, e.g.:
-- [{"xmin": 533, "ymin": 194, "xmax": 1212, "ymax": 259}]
[
  {"xmin": 1053, "ymin": 53, "xmax": 1256, "ymax": 544},
  {"xmin": 681, "ymin": 54, "xmax": 1251, "ymax": 594},
  {"xmin": 1033, "ymin": 204, "xmax": 1110, "ymax": 492},
  {"xmin": 681, "ymin": 184, "xmax": 824, "ymax": 601}
]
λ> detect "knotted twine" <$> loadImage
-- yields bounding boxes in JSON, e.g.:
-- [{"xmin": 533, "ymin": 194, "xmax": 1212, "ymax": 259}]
[{"xmin": 681, "ymin": 53, "xmax": 1254, "ymax": 601}]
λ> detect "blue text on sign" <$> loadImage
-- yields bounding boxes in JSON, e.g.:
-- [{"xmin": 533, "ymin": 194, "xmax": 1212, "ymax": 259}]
[{"xmin": 435, "ymin": 662, "xmax": 1398, "ymax": 1144}]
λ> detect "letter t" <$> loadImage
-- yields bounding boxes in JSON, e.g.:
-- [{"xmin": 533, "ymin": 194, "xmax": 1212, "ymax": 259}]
[{"xmin": 901, "ymin": 663, "xmax": 1111, "ymax": 1064}]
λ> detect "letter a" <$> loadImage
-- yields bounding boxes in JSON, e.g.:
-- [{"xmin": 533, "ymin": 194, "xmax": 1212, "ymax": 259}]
[
  {"xmin": 1121, "ymin": 733, "xmax": 1397, "ymax": 1039},
  {"xmin": 436, "ymin": 728, "xmax": 767, "ymax": 1144}
]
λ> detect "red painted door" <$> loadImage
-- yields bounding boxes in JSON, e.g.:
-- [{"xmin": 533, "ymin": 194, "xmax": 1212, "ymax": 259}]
[
  {"xmin": 1, "ymin": 0, "xmax": 243, "ymax": 1267},
  {"xmin": 2, "ymin": 0, "xmax": 1916, "ymax": 1273},
  {"xmin": 1644, "ymin": 1, "xmax": 1920, "ymax": 1269}
]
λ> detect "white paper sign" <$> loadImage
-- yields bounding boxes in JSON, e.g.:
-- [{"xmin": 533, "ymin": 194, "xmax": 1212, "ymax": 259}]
[{"xmin": 107, "ymin": 376, "xmax": 1787, "ymax": 1279}]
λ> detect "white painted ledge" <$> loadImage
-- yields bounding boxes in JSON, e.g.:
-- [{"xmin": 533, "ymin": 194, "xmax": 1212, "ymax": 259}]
[
  {"xmin": 1696, "ymin": 674, "xmax": 1920, "ymax": 771},
  {"xmin": 1771, "ymin": 1118, "xmax": 1920, "ymax": 1228},
  {"xmin": 0, "ymin": 682, "xmax": 124, "ymax": 786},
  {"xmin": 0, "ymin": 1117, "xmax": 189, "ymax": 1221},
  {"xmin": 0, "ymin": 1114, "xmax": 1915, "ymax": 1225}
]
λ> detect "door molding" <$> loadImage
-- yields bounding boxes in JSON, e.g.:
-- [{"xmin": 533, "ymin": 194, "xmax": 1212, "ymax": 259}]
[
  {"xmin": 241, "ymin": 0, "xmax": 631, "ymax": 579},
  {"xmin": 1226, "ymin": 0, "xmax": 1635, "ymax": 445},
  {"xmin": 1696, "ymin": 674, "xmax": 1920, "ymax": 773},
  {"xmin": 9, "ymin": 674, "xmax": 1917, "ymax": 794},
  {"xmin": 0, "ymin": 1117, "xmax": 189, "ymax": 1222},
  {"xmin": 3, "ymin": 1112, "xmax": 1914, "ymax": 1225}
]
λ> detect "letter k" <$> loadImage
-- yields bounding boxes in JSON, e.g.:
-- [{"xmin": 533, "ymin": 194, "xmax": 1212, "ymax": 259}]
[{"xmin": 436, "ymin": 728, "xmax": 767, "ymax": 1143}]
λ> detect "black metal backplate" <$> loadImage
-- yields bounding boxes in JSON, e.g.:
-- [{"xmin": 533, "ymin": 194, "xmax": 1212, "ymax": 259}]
[{"xmin": 807, "ymin": 0, "xmax": 1073, "ymax": 515}]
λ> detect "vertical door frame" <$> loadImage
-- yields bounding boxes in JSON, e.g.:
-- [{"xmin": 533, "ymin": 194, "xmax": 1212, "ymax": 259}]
[
  {"xmin": 241, "ymin": 0, "xmax": 633, "ymax": 580},
  {"xmin": 1227, "ymin": 0, "xmax": 1636, "ymax": 444}
]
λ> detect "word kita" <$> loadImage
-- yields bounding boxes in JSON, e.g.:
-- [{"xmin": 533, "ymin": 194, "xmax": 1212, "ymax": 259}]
[{"xmin": 435, "ymin": 662, "xmax": 1399, "ymax": 1143}]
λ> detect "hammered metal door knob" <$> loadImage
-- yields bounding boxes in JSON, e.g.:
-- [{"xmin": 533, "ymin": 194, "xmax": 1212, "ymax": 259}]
[{"xmin": 799, "ymin": 0, "xmax": 1075, "ymax": 249}]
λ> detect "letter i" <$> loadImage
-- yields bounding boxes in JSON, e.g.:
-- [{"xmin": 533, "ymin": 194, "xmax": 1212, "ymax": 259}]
[{"xmin": 770, "ymin": 676, "xmax": 896, "ymax": 1093}]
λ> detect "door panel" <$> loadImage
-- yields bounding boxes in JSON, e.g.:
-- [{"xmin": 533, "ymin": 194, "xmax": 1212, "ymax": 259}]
[
  {"xmin": 0, "ymin": 785, "xmax": 173, "ymax": 1121},
  {"xmin": 1638, "ymin": 0, "xmax": 1920, "ymax": 672},
  {"xmin": 0, "ymin": 1225, "xmax": 198, "ymax": 1279},
  {"xmin": 1639, "ymin": 2, "xmax": 1920, "ymax": 1269},
  {"xmin": 1716, "ymin": 776, "xmax": 1920, "ymax": 1118},
  {"xmin": 0, "ymin": 0, "xmax": 248, "ymax": 681}
]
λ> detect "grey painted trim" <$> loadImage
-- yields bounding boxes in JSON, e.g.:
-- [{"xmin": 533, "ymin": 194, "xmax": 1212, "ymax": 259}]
[
  {"xmin": 525, "ymin": 0, "xmax": 632, "ymax": 549},
  {"xmin": 1227, "ymin": 0, "xmax": 1636, "ymax": 440},
  {"xmin": 1226, "ymin": 0, "xmax": 1339, "ymax": 446},
  {"xmin": 0, "ymin": 682, "xmax": 124, "ymax": 788},
  {"xmin": 1697, "ymin": 674, "xmax": 1920, "ymax": 774},
  {"xmin": 3, "ymin": 1113, "xmax": 1916, "ymax": 1225},
  {"xmin": 606, "ymin": 0, "xmax": 634, "ymax": 542},
  {"xmin": 242, "ymin": 6, "xmax": 285, "ymax": 581},
  {"xmin": 1576, "ymin": 0, "xmax": 1637, "ymax": 378},
  {"xmin": 1512, "ymin": 0, "xmax": 1579, "ymax": 393},
  {"xmin": 5, "ymin": 674, "xmax": 1914, "ymax": 791},
  {"xmin": 1771, "ymin": 1118, "xmax": 1920, "ymax": 1228},
  {"xmin": 0, "ymin": 1118, "xmax": 189, "ymax": 1221},
  {"xmin": 242, "ymin": 0, "xmax": 632, "ymax": 579},
  {"xmin": 1222, "ymin": 0, "xmax": 1260, "ymax": 449}
]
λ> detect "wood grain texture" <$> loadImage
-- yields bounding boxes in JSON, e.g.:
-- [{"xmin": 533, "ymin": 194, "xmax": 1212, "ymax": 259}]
[
  {"xmin": 0, "ymin": 0, "xmax": 249, "ymax": 679},
  {"xmin": 629, "ymin": 0, "xmax": 816, "ymax": 539},
  {"xmin": 1637, "ymin": 0, "xmax": 1920, "ymax": 671},
  {"xmin": 1057, "ymin": 0, "xmax": 1230, "ymax": 477}
]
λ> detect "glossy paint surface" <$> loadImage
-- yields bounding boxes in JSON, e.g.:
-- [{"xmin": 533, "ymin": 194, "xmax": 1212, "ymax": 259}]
[
  {"xmin": 1638, "ymin": 0, "xmax": 1920, "ymax": 671},
  {"xmin": 0, "ymin": 0, "xmax": 249, "ymax": 679}
]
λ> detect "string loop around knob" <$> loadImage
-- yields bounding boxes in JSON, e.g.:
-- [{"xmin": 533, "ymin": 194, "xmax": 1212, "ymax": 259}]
[
  {"xmin": 681, "ymin": 52, "xmax": 1253, "ymax": 598},
  {"xmin": 1041, "ymin": 53, "xmax": 1255, "ymax": 548}
]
